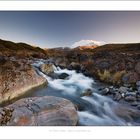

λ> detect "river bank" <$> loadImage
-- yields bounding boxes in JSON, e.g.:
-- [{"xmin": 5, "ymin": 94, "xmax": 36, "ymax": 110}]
[
  {"xmin": 0, "ymin": 39, "xmax": 140, "ymax": 126},
  {"xmin": 1, "ymin": 60, "xmax": 140, "ymax": 126}
]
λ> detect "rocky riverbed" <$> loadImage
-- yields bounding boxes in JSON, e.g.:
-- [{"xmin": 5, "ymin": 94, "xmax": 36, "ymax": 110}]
[{"xmin": 0, "ymin": 39, "xmax": 140, "ymax": 126}]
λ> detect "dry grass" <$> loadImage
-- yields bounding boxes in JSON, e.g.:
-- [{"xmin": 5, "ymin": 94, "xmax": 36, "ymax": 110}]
[
  {"xmin": 98, "ymin": 70, "xmax": 126, "ymax": 84},
  {"xmin": 98, "ymin": 70, "xmax": 111, "ymax": 81},
  {"xmin": 112, "ymin": 70, "xmax": 126, "ymax": 84}
]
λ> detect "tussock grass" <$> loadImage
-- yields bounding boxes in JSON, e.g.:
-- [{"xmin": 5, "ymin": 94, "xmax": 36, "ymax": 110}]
[{"xmin": 98, "ymin": 70, "xmax": 126, "ymax": 85}]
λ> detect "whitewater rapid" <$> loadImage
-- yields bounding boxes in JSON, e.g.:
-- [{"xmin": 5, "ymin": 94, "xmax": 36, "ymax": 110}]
[{"xmin": 31, "ymin": 61, "xmax": 140, "ymax": 126}]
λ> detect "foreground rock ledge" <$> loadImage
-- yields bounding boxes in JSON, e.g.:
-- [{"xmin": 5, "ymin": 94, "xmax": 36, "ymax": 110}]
[{"xmin": 0, "ymin": 96, "xmax": 78, "ymax": 126}]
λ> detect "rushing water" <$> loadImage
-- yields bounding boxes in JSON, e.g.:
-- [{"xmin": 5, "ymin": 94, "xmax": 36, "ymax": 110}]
[{"xmin": 26, "ymin": 61, "xmax": 140, "ymax": 126}]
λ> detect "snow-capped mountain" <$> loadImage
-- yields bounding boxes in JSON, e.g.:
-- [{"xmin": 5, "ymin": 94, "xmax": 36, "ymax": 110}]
[{"xmin": 71, "ymin": 40, "xmax": 105, "ymax": 48}]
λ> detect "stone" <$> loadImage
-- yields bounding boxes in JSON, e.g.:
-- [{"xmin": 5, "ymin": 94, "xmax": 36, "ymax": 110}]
[
  {"xmin": 124, "ymin": 95, "xmax": 136, "ymax": 102},
  {"xmin": 48, "ymin": 73, "xmax": 59, "ymax": 79},
  {"xmin": 122, "ymin": 72, "xmax": 139, "ymax": 84},
  {"xmin": 100, "ymin": 88, "xmax": 109, "ymax": 95},
  {"xmin": 40, "ymin": 63, "xmax": 54, "ymax": 75},
  {"xmin": 58, "ymin": 73, "xmax": 69, "ymax": 79},
  {"xmin": 125, "ymin": 92, "xmax": 137, "ymax": 97},
  {"xmin": 137, "ymin": 105, "xmax": 140, "ymax": 110},
  {"xmin": 136, "ymin": 91, "xmax": 140, "ymax": 98},
  {"xmin": 108, "ymin": 87, "xmax": 117, "ymax": 95},
  {"xmin": 0, "ymin": 96, "xmax": 78, "ymax": 126},
  {"xmin": 131, "ymin": 101, "xmax": 140, "ymax": 107},
  {"xmin": 0, "ymin": 59, "xmax": 47, "ymax": 104},
  {"xmin": 136, "ymin": 81, "xmax": 140, "ymax": 87},
  {"xmin": 118, "ymin": 86, "xmax": 129, "ymax": 94},
  {"xmin": 113, "ymin": 92, "xmax": 122, "ymax": 101},
  {"xmin": 81, "ymin": 89, "xmax": 92, "ymax": 97}
]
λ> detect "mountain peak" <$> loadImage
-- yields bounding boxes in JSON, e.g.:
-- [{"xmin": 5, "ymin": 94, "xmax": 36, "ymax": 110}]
[{"xmin": 71, "ymin": 40, "xmax": 105, "ymax": 48}]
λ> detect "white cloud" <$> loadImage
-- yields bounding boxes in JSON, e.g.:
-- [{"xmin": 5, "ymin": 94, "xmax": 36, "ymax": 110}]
[{"xmin": 71, "ymin": 40, "xmax": 105, "ymax": 48}]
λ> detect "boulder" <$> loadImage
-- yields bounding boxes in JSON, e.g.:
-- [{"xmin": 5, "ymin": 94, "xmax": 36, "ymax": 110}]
[
  {"xmin": 40, "ymin": 63, "xmax": 54, "ymax": 75},
  {"xmin": 0, "ymin": 59, "xmax": 47, "ymax": 104},
  {"xmin": 125, "ymin": 92, "xmax": 136, "ymax": 97},
  {"xmin": 0, "ymin": 96, "xmax": 78, "ymax": 126},
  {"xmin": 81, "ymin": 89, "xmax": 92, "ymax": 97},
  {"xmin": 124, "ymin": 95, "xmax": 136, "ymax": 102},
  {"xmin": 113, "ymin": 92, "xmax": 122, "ymax": 101},
  {"xmin": 58, "ymin": 73, "xmax": 69, "ymax": 79},
  {"xmin": 118, "ymin": 86, "xmax": 129, "ymax": 94},
  {"xmin": 122, "ymin": 72, "xmax": 139, "ymax": 84},
  {"xmin": 99, "ymin": 87, "xmax": 109, "ymax": 95}
]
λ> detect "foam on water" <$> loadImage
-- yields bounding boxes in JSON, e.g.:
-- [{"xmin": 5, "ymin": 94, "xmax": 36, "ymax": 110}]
[{"xmin": 32, "ymin": 61, "xmax": 139, "ymax": 126}]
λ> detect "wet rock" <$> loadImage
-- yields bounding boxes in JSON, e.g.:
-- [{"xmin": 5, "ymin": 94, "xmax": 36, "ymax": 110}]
[
  {"xmin": 137, "ymin": 105, "xmax": 140, "ymax": 110},
  {"xmin": 48, "ymin": 73, "xmax": 59, "ymax": 79},
  {"xmin": 0, "ymin": 96, "xmax": 78, "ymax": 126},
  {"xmin": 136, "ymin": 81, "xmax": 140, "ymax": 87},
  {"xmin": 113, "ymin": 92, "xmax": 122, "ymax": 101},
  {"xmin": 81, "ymin": 89, "xmax": 92, "ymax": 97},
  {"xmin": 58, "ymin": 73, "xmax": 69, "ymax": 79},
  {"xmin": 118, "ymin": 86, "xmax": 129, "ymax": 94},
  {"xmin": 131, "ymin": 101, "xmax": 140, "ymax": 107},
  {"xmin": 99, "ymin": 88, "xmax": 109, "ymax": 95},
  {"xmin": 136, "ymin": 92, "xmax": 140, "ymax": 98},
  {"xmin": 40, "ymin": 63, "xmax": 54, "ymax": 75},
  {"xmin": 138, "ymin": 87, "xmax": 140, "ymax": 94},
  {"xmin": 108, "ymin": 86, "xmax": 117, "ymax": 95},
  {"xmin": 124, "ymin": 95, "xmax": 136, "ymax": 102},
  {"xmin": 125, "ymin": 92, "xmax": 136, "ymax": 97}
]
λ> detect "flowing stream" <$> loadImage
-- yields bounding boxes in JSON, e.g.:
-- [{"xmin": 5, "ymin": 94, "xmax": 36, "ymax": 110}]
[{"xmin": 21, "ymin": 60, "xmax": 140, "ymax": 126}]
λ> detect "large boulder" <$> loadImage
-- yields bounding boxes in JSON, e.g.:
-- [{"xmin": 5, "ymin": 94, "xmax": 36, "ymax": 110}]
[
  {"xmin": 122, "ymin": 72, "xmax": 139, "ymax": 84},
  {"xmin": 40, "ymin": 63, "xmax": 54, "ymax": 75},
  {"xmin": 0, "ymin": 96, "xmax": 78, "ymax": 126},
  {"xmin": 0, "ymin": 59, "xmax": 47, "ymax": 104}
]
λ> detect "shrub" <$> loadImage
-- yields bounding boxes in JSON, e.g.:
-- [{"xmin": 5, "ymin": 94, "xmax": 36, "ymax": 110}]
[
  {"xmin": 98, "ymin": 70, "xmax": 126, "ymax": 85},
  {"xmin": 98, "ymin": 70, "xmax": 111, "ymax": 81},
  {"xmin": 112, "ymin": 70, "xmax": 126, "ymax": 84}
]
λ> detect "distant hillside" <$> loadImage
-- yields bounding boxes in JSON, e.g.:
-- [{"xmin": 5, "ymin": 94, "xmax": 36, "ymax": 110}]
[
  {"xmin": 0, "ymin": 39, "xmax": 47, "ymax": 58},
  {"xmin": 92, "ymin": 43, "xmax": 140, "ymax": 53}
]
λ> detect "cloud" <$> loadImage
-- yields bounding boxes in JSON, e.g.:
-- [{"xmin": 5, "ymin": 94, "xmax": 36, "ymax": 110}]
[{"xmin": 71, "ymin": 40, "xmax": 105, "ymax": 48}]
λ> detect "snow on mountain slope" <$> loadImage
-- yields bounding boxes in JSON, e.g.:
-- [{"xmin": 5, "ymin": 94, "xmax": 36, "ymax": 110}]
[{"xmin": 71, "ymin": 40, "xmax": 105, "ymax": 48}]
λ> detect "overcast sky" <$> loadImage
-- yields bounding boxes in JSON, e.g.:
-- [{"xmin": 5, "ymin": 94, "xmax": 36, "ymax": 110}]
[{"xmin": 0, "ymin": 11, "xmax": 140, "ymax": 48}]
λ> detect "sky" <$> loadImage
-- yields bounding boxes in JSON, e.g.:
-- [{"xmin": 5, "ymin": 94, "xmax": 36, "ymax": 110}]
[{"xmin": 0, "ymin": 11, "xmax": 140, "ymax": 48}]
